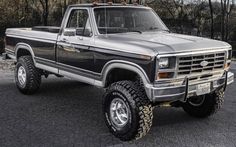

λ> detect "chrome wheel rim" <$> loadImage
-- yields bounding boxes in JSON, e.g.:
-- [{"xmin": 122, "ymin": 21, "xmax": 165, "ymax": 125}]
[
  {"xmin": 18, "ymin": 66, "xmax": 26, "ymax": 85},
  {"xmin": 189, "ymin": 96, "xmax": 205, "ymax": 107},
  {"xmin": 110, "ymin": 98, "xmax": 130, "ymax": 127}
]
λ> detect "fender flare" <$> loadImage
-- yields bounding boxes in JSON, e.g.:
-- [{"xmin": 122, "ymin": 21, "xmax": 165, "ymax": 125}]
[
  {"xmin": 15, "ymin": 43, "xmax": 36, "ymax": 64},
  {"xmin": 101, "ymin": 60, "xmax": 151, "ymax": 87}
]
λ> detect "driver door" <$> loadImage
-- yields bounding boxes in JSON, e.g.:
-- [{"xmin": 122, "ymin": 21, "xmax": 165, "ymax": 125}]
[{"xmin": 57, "ymin": 8, "xmax": 95, "ymax": 83}]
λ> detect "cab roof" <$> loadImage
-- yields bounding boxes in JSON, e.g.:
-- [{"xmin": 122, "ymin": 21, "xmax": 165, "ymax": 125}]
[{"xmin": 69, "ymin": 3, "xmax": 146, "ymax": 8}]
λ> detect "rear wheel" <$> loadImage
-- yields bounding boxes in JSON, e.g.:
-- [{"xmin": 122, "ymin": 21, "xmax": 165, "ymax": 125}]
[
  {"xmin": 15, "ymin": 56, "xmax": 41, "ymax": 95},
  {"xmin": 103, "ymin": 81, "xmax": 153, "ymax": 141},
  {"xmin": 182, "ymin": 89, "xmax": 224, "ymax": 118}
]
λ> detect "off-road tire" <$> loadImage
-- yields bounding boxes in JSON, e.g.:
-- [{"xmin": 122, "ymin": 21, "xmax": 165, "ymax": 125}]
[
  {"xmin": 103, "ymin": 81, "xmax": 153, "ymax": 141},
  {"xmin": 15, "ymin": 56, "xmax": 41, "ymax": 94},
  {"xmin": 182, "ymin": 89, "xmax": 224, "ymax": 118}
]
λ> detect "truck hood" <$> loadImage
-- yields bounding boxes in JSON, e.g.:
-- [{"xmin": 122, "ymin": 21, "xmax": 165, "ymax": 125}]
[{"xmin": 95, "ymin": 32, "xmax": 230, "ymax": 56}]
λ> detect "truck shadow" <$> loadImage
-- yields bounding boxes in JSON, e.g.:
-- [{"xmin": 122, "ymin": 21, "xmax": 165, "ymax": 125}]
[
  {"xmin": 35, "ymin": 78, "xmax": 204, "ymax": 144},
  {"xmin": 0, "ymin": 76, "xmax": 217, "ymax": 147},
  {"xmin": 38, "ymin": 77, "xmax": 199, "ymax": 127}
]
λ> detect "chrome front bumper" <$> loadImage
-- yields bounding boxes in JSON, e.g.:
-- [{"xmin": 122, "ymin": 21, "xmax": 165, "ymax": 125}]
[{"xmin": 145, "ymin": 71, "xmax": 234, "ymax": 102}]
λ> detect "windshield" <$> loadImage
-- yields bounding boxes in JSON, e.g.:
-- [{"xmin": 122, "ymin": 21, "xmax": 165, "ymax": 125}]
[{"xmin": 94, "ymin": 7, "xmax": 168, "ymax": 34}]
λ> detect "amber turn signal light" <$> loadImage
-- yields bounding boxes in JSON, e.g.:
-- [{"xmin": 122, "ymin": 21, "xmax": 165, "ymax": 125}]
[
  {"xmin": 224, "ymin": 63, "xmax": 231, "ymax": 70},
  {"xmin": 157, "ymin": 72, "xmax": 169, "ymax": 80}
]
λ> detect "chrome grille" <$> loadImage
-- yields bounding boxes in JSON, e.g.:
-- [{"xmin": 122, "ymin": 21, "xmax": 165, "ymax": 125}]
[{"xmin": 178, "ymin": 52, "xmax": 225, "ymax": 76}]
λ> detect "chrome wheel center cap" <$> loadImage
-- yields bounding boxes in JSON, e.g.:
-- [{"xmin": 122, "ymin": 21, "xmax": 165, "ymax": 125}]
[
  {"xmin": 110, "ymin": 98, "xmax": 130, "ymax": 127},
  {"xmin": 18, "ymin": 66, "xmax": 26, "ymax": 85}
]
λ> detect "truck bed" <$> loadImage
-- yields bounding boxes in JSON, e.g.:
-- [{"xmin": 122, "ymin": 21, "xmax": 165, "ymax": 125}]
[
  {"xmin": 6, "ymin": 27, "xmax": 59, "ymax": 42},
  {"xmin": 5, "ymin": 27, "xmax": 59, "ymax": 62}
]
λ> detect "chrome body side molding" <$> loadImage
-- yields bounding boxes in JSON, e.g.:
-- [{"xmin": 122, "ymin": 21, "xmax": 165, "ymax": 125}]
[
  {"xmin": 35, "ymin": 63, "xmax": 58, "ymax": 74},
  {"xmin": 59, "ymin": 70, "xmax": 95, "ymax": 86}
]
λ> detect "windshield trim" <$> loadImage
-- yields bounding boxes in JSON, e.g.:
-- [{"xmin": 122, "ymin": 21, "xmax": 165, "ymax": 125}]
[{"xmin": 92, "ymin": 6, "xmax": 169, "ymax": 35}]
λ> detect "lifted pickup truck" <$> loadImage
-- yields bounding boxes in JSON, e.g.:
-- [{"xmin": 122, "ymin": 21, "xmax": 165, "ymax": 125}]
[{"xmin": 4, "ymin": 3, "xmax": 234, "ymax": 141}]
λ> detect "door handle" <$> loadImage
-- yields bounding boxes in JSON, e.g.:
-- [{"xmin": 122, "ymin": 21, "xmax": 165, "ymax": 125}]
[
  {"xmin": 78, "ymin": 36, "xmax": 83, "ymax": 40},
  {"xmin": 61, "ymin": 38, "xmax": 69, "ymax": 43}
]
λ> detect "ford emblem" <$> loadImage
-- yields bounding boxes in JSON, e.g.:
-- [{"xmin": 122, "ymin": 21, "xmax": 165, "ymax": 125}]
[{"xmin": 200, "ymin": 61, "xmax": 209, "ymax": 67}]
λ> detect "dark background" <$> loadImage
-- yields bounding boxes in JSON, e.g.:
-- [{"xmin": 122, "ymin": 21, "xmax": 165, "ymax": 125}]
[{"xmin": 0, "ymin": 0, "xmax": 235, "ymax": 54}]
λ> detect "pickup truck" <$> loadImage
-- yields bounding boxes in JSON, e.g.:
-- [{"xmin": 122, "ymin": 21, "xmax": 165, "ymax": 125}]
[{"xmin": 3, "ymin": 3, "xmax": 234, "ymax": 141}]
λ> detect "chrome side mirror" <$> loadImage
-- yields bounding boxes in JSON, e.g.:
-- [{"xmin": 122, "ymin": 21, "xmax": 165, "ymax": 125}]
[
  {"xmin": 76, "ymin": 28, "xmax": 92, "ymax": 37},
  {"xmin": 64, "ymin": 28, "xmax": 76, "ymax": 36}
]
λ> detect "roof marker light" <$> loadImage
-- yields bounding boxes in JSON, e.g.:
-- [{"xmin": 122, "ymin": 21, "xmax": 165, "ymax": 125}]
[
  {"xmin": 121, "ymin": 0, "xmax": 127, "ymax": 5},
  {"xmin": 133, "ymin": 0, "xmax": 138, "ymax": 5},
  {"xmin": 92, "ymin": 0, "xmax": 98, "ymax": 6},
  {"xmin": 108, "ymin": 0, "xmax": 113, "ymax": 5}
]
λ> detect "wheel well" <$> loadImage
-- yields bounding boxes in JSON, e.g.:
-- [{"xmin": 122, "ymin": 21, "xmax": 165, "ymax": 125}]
[
  {"xmin": 105, "ymin": 68, "xmax": 139, "ymax": 87},
  {"xmin": 17, "ymin": 48, "xmax": 32, "ymax": 59}
]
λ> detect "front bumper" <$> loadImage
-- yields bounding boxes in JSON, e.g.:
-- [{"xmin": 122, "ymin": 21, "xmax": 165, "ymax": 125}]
[{"xmin": 145, "ymin": 71, "xmax": 234, "ymax": 102}]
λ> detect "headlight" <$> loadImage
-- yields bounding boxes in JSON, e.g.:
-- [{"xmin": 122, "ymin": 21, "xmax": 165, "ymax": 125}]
[
  {"xmin": 227, "ymin": 50, "xmax": 232, "ymax": 60},
  {"xmin": 159, "ymin": 58, "xmax": 169, "ymax": 69},
  {"xmin": 225, "ymin": 50, "xmax": 232, "ymax": 70}
]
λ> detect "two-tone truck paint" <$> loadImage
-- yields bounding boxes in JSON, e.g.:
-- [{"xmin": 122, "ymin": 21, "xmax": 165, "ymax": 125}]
[{"xmin": 3, "ymin": 3, "xmax": 234, "ymax": 141}]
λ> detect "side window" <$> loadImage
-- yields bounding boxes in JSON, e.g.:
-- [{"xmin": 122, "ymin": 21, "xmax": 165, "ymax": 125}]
[{"xmin": 66, "ymin": 9, "xmax": 92, "ymax": 37}]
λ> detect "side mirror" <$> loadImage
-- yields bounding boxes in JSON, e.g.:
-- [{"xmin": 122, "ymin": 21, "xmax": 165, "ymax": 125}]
[
  {"xmin": 76, "ymin": 28, "xmax": 92, "ymax": 37},
  {"xmin": 64, "ymin": 29, "xmax": 76, "ymax": 36},
  {"xmin": 84, "ymin": 28, "xmax": 93, "ymax": 37}
]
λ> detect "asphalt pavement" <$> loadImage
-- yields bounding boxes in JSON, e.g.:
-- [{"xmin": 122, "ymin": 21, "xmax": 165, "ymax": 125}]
[{"xmin": 0, "ymin": 62, "xmax": 235, "ymax": 147}]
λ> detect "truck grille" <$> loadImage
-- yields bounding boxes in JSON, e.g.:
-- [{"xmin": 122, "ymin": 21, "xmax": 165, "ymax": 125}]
[{"xmin": 178, "ymin": 52, "xmax": 226, "ymax": 76}]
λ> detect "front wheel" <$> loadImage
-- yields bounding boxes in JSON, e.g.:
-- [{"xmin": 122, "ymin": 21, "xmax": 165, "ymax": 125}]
[
  {"xmin": 182, "ymin": 89, "xmax": 224, "ymax": 118},
  {"xmin": 15, "ymin": 56, "xmax": 41, "ymax": 95},
  {"xmin": 103, "ymin": 81, "xmax": 153, "ymax": 141}
]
